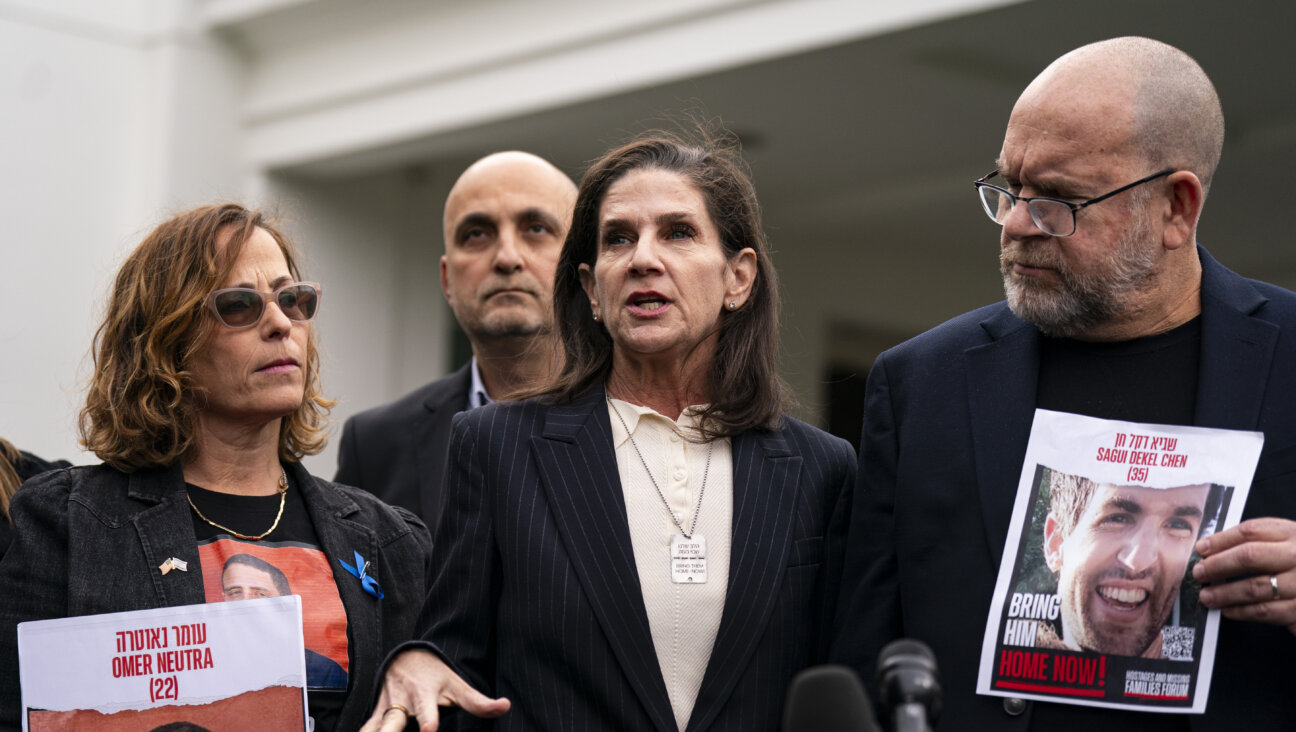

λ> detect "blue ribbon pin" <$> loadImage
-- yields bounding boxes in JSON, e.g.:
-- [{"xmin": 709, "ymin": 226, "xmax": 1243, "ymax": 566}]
[{"xmin": 337, "ymin": 551, "xmax": 384, "ymax": 599}]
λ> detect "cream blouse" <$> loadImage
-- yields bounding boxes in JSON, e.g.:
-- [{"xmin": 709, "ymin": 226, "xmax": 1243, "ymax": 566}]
[{"xmin": 607, "ymin": 398, "xmax": 733, "ymax": 732}]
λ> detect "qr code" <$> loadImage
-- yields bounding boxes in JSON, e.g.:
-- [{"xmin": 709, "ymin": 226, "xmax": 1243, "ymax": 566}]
[{"xmin": 1162, "ymin": 625, "xmax": 1195, "ymax": 661}]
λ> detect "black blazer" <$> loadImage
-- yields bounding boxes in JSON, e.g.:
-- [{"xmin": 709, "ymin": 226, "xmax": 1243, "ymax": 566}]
[
  {"xmin": 0, "ymin": 461, "xmax": 432, "ymax": 732},
  {"xmin": 335, "ymin": 363, "xmax": 471, "ymax": 528},
  {"xmin": 0, "ymin": 451, "xmax": 70, "ymax": 558},
  {"xmin": 834, "ymin": 247, "xmax": 1296, "ymax": 730},
  {"xmin": 420, "ymin": 385, "xmax": 854, "ymax": 731}
]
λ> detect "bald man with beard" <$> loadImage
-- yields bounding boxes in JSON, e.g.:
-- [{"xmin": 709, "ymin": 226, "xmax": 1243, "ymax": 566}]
[
  {"xmin": 336, "ymin": 153, "xmax": 577, "ymax": 529},
  {"xmin": 835, "ymin": 37, "xmax": 1296, "ymax": 730}
]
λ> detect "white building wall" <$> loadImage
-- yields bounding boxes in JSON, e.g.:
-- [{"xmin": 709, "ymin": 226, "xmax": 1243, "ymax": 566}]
[
  {"xmin": 0, "ymin": 0, "xmax": 1018, "ymax": 471},
  {"xmin": 231, "ymin": 0, "xmax": 1012, "ymax": 171},
  {"xmin": 0, "ymin": 1, "xmax": 243, "ymax": 463}
]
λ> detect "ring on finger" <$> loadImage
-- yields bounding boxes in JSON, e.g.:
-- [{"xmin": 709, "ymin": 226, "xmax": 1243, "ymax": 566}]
[
  {"xmin": 1271, "ymin": 574, "xmax": 1281, "ymax": 601},
  {"xmin": 384, "ymin": 704, "xmax": 410, "ymax": 717}
]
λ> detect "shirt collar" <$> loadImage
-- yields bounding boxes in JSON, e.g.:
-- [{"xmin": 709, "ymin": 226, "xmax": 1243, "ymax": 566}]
[
  {"xmin": 606, "ymin": 397, "xmax": 709, "ymax": 447},
  {"xmin": 468, "ymin": 356, "xmax": 493, "ymax": 410}
]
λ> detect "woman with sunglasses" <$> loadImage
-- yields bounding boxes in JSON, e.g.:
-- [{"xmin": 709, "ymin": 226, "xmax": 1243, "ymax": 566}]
[{"xmin": 0, "ymin": 204, "xmax": 431, "ymax": 732}]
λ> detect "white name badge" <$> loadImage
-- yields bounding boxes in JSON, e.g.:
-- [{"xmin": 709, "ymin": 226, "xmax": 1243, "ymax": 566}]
[{"xmin": 670, "ymin": 534, "xmax": 707, "ymax": 584}]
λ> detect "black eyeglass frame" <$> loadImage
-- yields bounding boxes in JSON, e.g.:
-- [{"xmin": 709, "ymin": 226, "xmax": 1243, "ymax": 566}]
[
  {"xmin": 973, "ymin": 168, "xmax": 1175, "ymax": 236},
  {"xmin": 205, "ymin": 281, "xmax": 323, "ymax": 329}
]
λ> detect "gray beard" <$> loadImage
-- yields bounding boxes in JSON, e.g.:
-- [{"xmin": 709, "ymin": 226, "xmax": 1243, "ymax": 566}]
[{"xmin": 1002, "ymin": 209, "xmax": 1158, "ymax": 338}]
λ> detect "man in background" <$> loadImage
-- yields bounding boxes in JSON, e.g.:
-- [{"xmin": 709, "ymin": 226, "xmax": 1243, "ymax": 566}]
[{"xmin": 335, "ymin": 152, "xmax": 577, "ymax": 528}]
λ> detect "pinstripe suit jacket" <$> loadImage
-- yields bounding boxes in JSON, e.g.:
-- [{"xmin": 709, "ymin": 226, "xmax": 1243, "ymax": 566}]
[{"xmin": 420, "ymin": 384, "xmax": 854, "ymax": 732}]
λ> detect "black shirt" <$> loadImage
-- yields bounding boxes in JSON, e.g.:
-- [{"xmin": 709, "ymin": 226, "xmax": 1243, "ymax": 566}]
[
  {"xmin": 187, "ymin": 474, "xmax": 349, "ymax": 732},
  {"xmin": 1030, "ymin": 318, "xmax": 1202, "ymax": 730},
  {"xmin": 1037, "ymin": 317, "xmax": 1201, "ymax": 425}
]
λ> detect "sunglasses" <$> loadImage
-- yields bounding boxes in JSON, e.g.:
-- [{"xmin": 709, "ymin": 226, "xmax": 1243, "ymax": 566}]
[{"xmin": 206, "ymin": 281, "xmax": 322, "ymax": 329}]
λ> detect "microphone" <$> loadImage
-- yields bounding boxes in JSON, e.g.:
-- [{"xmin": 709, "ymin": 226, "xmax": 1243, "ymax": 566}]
[
  {"xmin": 876, "ymin": 639, "xmax": 942, "ymax": 732},
  {"xmin": 782, "ymin": 664, "xmax": 880, "ymax": 732}
]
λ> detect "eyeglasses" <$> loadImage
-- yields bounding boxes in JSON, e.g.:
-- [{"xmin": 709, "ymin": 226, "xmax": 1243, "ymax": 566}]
[
  {"xmin": 973, "ymin": 169, "xmax": 1174, "ymax": 236},
  {"xmin": 206, "ymin": 281, "xmax": 322, "ymax": 329}
]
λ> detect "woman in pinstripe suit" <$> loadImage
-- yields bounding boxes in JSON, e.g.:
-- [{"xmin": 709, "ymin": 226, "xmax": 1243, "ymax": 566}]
[{"xmin": 364, "ymin": 131, "xmax": 855, "ymax": 732}]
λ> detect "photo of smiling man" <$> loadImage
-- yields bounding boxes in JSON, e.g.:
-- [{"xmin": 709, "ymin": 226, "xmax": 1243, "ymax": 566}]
[
  {"xmin": 976, "ymin": 410, "xmax": 1262, "ymax": 713},
  {"xmin": 1038, "ymin": 473, "xmax": 1223, "ymax": 659}
]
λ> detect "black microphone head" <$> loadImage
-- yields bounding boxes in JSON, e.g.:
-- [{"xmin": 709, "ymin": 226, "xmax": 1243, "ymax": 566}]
[
  {"xmin": 877, "ymin": 639, "xmax": 936, "ymax": 675},
  {"xmin": 877, "ymin": 638, "xmax": 942, "ymax": 724},
  {"xmin": 783, "ymin": 664, "xmax": 879, "ymax": 732}
]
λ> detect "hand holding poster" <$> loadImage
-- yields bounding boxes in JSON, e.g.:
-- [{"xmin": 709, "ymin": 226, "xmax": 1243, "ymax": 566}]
[
  {"xmin": 976, "ymin": 409, "xmax": 1263, "ymax": 713},
  {"xmin": 18, "ymin": 596, "xmax": 307, "ymax": 731}
]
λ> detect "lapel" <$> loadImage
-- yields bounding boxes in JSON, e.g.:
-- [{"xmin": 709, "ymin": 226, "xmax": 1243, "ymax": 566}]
[
  {"xmin": 687, "ymin": 428, "xmax": 800, "ymax": 732},
  {"xmin": 961, "ymin": 247, "xmax": 1276, "ymax": 560},
  {"xmin": 289, "ymin": 464, "xmax": 383, "ymax": 675},
  {"xmin": 1194, "ymin": 247, "xmax": 1277, "ymax": 430},
  {"xmin": 418, "ymin": 364, "xmax": 472, "ymax": 527},
  {"xmin": 530, "ymin": 387, "xmax": 678, "ymax": 732},
  {"xmin": 128, "ymin": 465, "xmax": 207, "ymax": 607},
  {"xmin": 293, "ymin": 464, "xmax": 391, "ymax": 730},
  {"xmin": 965, "ymin": 307, "xmax": 1041, "ymax": 565}
]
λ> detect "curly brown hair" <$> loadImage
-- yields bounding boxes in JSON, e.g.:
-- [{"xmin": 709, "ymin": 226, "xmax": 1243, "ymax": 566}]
[{"xmin": 79, "ymin": 204, "xmax": 332, "ymax": 471}]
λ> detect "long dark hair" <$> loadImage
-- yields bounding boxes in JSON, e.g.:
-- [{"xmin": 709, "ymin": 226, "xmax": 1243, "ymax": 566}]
[{"xmin": 534, "ymin": 129, "xmax": 786, "ymax": 437}]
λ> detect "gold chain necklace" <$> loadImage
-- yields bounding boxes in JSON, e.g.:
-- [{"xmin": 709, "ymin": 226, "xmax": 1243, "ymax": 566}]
[{"xmin": 187, "ymin": 469, "xmax": 289, "ymax": 541}]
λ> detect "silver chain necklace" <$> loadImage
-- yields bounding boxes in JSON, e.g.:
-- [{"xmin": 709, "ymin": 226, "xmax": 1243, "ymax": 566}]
[{"xmin": 608, "ymin": 398, "xmax": 712, "ymax": 539}]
